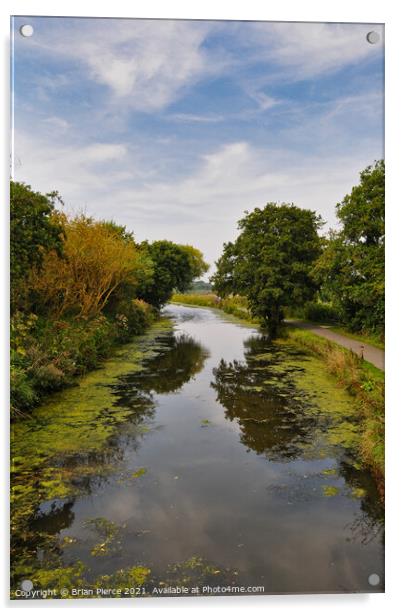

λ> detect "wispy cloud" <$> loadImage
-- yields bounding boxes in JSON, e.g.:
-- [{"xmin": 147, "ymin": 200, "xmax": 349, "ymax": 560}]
[
  {"xmin": 169, "ymin": 113, "xmax": 226, "ymax": 124},
  {"xmin": 43, "ymin": 116, "xmax": 71, "ymax": 132},
  {"xmin": 245, "ymin": 21, "xmax": 384, "ymax": 80},
  {"xmin": 25, "ymin": 19, "xmax": 229, "ymax": 111},
  {"xmin": 14, "ymin": 131, "xmax": 381, "ymax": 267},
  {"xmin": 12, "ymin": 17, "xmax": 384, "ymax": 271}
]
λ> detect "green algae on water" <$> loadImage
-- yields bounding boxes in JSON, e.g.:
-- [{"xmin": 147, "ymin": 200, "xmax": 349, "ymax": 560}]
[
  {"xmin": 10, "ymin": 317, "xmax": 173, "ymax": 586},
  {"xmin": 131, "ymin": 467, "xmax": 147, "ymax": 478},
  {"xmin": 322, "ymin": 485, "xmax": 341, "ymax": 497}
]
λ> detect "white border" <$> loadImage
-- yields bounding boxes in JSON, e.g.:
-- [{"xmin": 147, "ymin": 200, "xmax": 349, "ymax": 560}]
[{"xmin": 1, "ymin": 1, "xmax": 400, "ymax": 614}]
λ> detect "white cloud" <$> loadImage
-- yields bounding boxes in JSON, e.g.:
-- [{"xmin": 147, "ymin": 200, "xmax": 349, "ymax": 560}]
[
  {"xmin": 244, "ymin": 22, "xmax": 384, "ymax": 80},
  {"xmin": 28, "ymin": 19, "xmax": 226, "ymax": 111},
  {"xmin": 12, "ymin": 19, "xmax": 384, "ymax": 273},
  {"xmin": 13, "ymin": 132, "xmax": 131, "ymax": 205},
  {"xmin": 248, "ymin": 91, "xmax": 279, "ymax": 111},
  {"xmin": 19, "ymin": 19, "xmax": 384, "ymax": 120},
  {"xmin": 14, "ymin": 131, "xmax": 381, "ymax": 271},
  {"xmin": 43, "ymin": 116, "xmax": 71, "ymax": 132},
  {"xmin": 169, "ymin": 113, "xmax": 226, "ymax": 124}
]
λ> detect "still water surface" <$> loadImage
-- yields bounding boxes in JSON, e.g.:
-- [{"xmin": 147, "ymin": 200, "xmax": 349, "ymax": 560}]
[{"xmin": 11, "ymin": 304, "xmax": 384, "ymax": 595}]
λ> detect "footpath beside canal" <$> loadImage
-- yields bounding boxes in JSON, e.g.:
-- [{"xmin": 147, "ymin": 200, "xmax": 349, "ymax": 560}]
[{"xmin": 288, "ymin": 321, "xmax": 384, "ymax": 371}]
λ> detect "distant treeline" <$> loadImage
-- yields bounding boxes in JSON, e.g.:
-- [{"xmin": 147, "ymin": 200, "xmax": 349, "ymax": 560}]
[
  {"xmin": 189, "ymin": 280, "xmax": 212, "ymax": 293},
  {"xmin": 211, "ymin": 160, "xmax": 384, "ymax": 339},
  {"xmin": 10, "ymin": 181, "xmax": 208, "ymax": 416}
]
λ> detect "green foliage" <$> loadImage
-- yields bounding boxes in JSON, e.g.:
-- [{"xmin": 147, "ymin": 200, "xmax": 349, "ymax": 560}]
[
  {"xmin": 113, "ymin": 298, "xmax": 155, "ymax": 342},
  {"xmin": 10, "ymin": 182, "xmax": 206, "ymax": 415},
  {"xmin": 286, "ymin": 326, "xmax": 384, "ymax": 490},
  {"xmin": 96, "ymin": 565, "xmax": 151, "ymax": 589},
  {"xmin": 10, "ymin": 181, "xmax": 65, "ymax": 312},
  {"xmin": 138, "ymin": 240, "xmax": 209, "ymax": 308},
  {"xmin": 286, "ymin": 300, "xmax": 340, "ymax": 323},
  {"xmin": 314, "ymin": 161, "xmax": 384, "ymax": 335},
  {"xmin": 220, "ymin": 296, "xmax": 258, "ymax": 322},
  {"xmin": 212, "ymin": 203, "xmax": 323, "ymax": 337},
  {"xmin": 210, "ymin": 241, "xmax": 237, "ymax": 298}
]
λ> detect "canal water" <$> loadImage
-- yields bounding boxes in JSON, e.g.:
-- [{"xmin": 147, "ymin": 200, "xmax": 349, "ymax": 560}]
[{"xmin": 11, "ymin": 304, "xmax": 384, "ymax": 596}]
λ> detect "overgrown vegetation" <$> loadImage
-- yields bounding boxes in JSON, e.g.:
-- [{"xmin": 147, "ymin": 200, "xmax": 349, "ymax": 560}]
[
  {"xmin": 284, "ymin": 327, "xmax": 384, "ymax": 494},
  {"xmin": 284, "ymin": 300, "xmax": 341, "ymax": 324},
  {"xmin": 10, "ymin": 181, "xmax": 208, "ymax": 416}
]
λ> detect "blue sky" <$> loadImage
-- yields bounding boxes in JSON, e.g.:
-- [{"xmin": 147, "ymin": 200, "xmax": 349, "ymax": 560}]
[{"xmin": 11, "ymin": 17, "xmax": 384, "ymax": 272}]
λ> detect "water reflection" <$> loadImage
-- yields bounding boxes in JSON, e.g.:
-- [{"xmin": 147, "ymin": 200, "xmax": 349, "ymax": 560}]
[
  {"xmin": 112, "ymin": 332, "xmax": 209, "ymax": 406},
  {"xmin": 211, "ymin": 332, "xmax": 384, "ymax": 545},
  {"xmin": 11, "ymin": 329, "xmax": 209, "ymax": 589},
  {"xmin": 11, "ymin": 307, "xmax": 384, "ymax": 596},
  {"xmin": 211, "ymin": 335, "xmax": 319, "ymax": 460}
]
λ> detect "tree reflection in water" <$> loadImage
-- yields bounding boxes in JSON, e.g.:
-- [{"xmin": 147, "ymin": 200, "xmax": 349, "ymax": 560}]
[
  {"xmin": 112, "ymin": 332, "xmax": 209, "ymax": 405},
  {"xmin": 211, "ymin": 335, "xmax": 319, "ymax": 460},
  {"xmin": 211, "ymin": 333, "xmax": 384, "ymax": 542},
  {"xmin": 11, "ymin": 330, "xmax": 209, "ymax": 588}
]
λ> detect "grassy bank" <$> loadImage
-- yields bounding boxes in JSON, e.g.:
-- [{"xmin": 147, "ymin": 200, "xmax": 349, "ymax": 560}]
[
  {"xmin": 11, "ymin": 300, "xmax": 156, "ymax": 416},
  {"xmin": 328, "ymin": 326, "xmax": 384, "ymax": 350},
  {"xmin": 285, "ymin": 302, "xmax": 384, "ymax": 349},
  {"xmin": 171, "ymin": 293, "xmax": 259, "ymax": 324},
  {"xmin": 284, "ymin": 327, "xmax": 384, "ymax": 495}
]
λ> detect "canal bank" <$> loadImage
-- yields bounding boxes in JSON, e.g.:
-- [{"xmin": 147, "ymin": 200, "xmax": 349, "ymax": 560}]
[{"xmin": 11, "ymin": 304, "xmax": 384, "ymax": 597}]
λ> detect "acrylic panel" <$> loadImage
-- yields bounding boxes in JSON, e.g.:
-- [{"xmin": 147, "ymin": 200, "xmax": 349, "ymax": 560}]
[{"xmin": 10, "ymin": 16, "xmax": 385, "ymax": 600}]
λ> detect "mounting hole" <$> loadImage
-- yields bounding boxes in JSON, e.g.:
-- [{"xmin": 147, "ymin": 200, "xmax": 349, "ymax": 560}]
[
  {"xmin": 368, "ymin": 573, "xmax": 380, "ymax": 586},
  {"xmin": 366, "ymin": 31, "xmax": 380, "ymax": 45},
  {"xmin": 21, "ymin": 579, "xmax": 33, "ymax": 591},
  {"xmin": 20, "ymin": 24, "xmax": 34, "ymax": 38}
]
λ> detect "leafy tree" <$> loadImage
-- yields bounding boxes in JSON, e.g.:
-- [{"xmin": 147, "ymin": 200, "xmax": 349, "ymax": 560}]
[
  {"xmin": 29, "ymin": 215, "xmax": 151, "ymax": 318},
  {"xmin": 209, "ymin": 241, "xmax": 237, "ymax": 299},
  {"xmin": 137, "ymin": 240, "xmax": 209, "ymax": 308},
  {"xmin": 10, "ymin": 181, "xmax": 65, "ymax": 312},
  {"xmin": 211, "ymin": 203, "xmax": 323, "ymax": 337},
  {"xmin": 179, "ymin": 245, "xmax": 209, "ymax": 280},
  {"xmin": 314, "ymin": 160, "xmax": 384, "ymax": 334}
]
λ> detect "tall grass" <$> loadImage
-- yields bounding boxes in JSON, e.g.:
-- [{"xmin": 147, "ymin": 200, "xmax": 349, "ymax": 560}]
[
  {"xmin": 171, "ymin": 293, "xmax": 259, "ymax": 324},
  {"xmin": 286, "ymin": 327, "xmax": 384, "ymax": 495},
  {"xmin": 170, "ymin": 293, "xmax": 220, "ymax": 307}
]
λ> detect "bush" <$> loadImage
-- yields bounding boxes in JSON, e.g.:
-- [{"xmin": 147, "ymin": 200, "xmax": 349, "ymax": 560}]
[
  {"xmin": 302, "ymin": 301, "xmax": 340, "ymax": 323},
  {"xmin": 114, "ymin": 299, "xmax": 154, "ymax": 342},
  {"xmin": 10, "ymin": 365, "xmax": 37, "ymax": 414},
  {"xmin": 10, "ymin": 304, "xmax": 155, "ymax": 416},
  {"xmin": 10, "ymin": 312, "xmax": 39, "ymax": 412},
  {"xmin": 68, "ymin": 316, "xmax": 116, "ymax": 371}
]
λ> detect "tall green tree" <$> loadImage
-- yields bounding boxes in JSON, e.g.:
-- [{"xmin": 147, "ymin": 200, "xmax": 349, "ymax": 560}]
[
  {"xmin": 10, "ymin": 181, "xmax": 65, "ymax": 312},
  {"xmin": 137, "ymin": 240, "xmax": 209, "ymax": 309},
  {"xmin": 314, "ymin": 160, "xmax": 384, "ymax": 334},
  {"xmin": 212, "ymin": 203, "xmax": 323, "ymax": 337}
]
